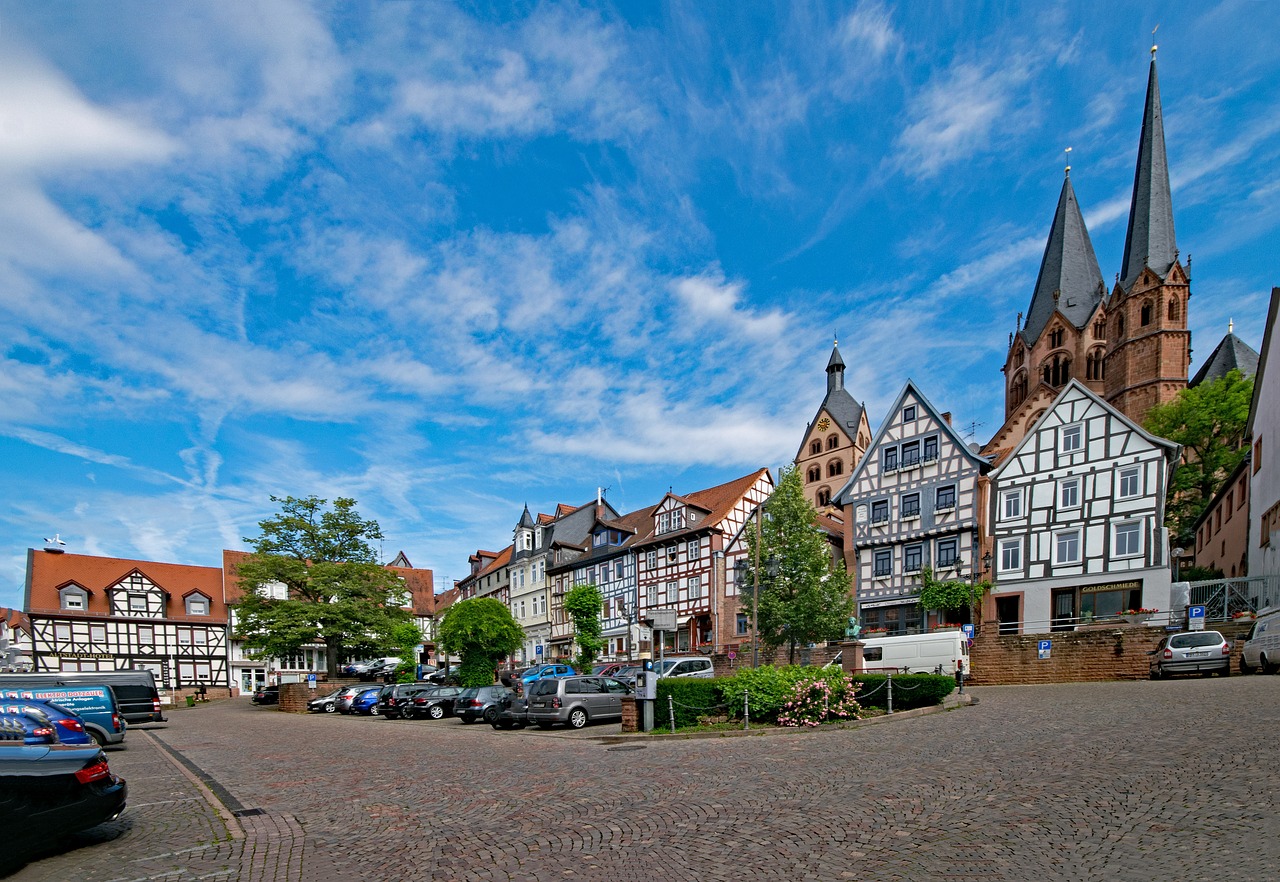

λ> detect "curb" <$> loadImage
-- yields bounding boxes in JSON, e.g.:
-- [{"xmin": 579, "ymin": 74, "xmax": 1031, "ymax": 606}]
[{"xmin": 596, "ymin": 691, "xmax": 976, "ymax": 743}]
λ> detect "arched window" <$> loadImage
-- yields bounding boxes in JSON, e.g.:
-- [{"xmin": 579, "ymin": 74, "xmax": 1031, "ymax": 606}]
[
  {"xmin": 1049, "ymin": 328, "xmax": 1064, "ymax": 348},
  {"xmin": 1168, "ymin": 298, "xmax": 1179, "ymax": 322},
  {"xmin": 809, "ymin": 440, "xmax": 821, "ymax": 455},
  {"xmin": 1086, "ymin": 349, "xmax": 1106, "ymax": 381},
  {"xmin": 826, "ymin": 435, "xmax": 839, "ymax": 450},
  {"xmin": 1116, "ymin": 313, "xmax": 1125, "ymax": 336},
  {"xmin": 1141, "ymin": 301, "xmax": 1152, "ymax": 326},
  {"xmin": 1042, "ymin": 354, "xmax": 1071, "ymax": 387},
  {"xmin": 1011, "ymin": 371, "xmax": 1028, "ymax": 406},
  {"xmin": 1093, "ymin": 319, "xmax": 1106, "ymax": 339},
  {"xmin": 817, "ymin": 488, "xmax": 831, "ymax": 507},
  {"xmin": 1015, "ymin": 346, "xmax": 1025, "ymax": 367},
  {"xmin": 806, "ymin": 466, "xmax": 820, "ymax": 483},
  {"xmin": 827, "ymin": 460, "xmax": 844, "ymax": 478}
]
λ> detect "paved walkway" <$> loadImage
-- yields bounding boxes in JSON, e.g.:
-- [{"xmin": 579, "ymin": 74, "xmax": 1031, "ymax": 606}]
[{"xmin": 9, "ymin": 676, "xmax": 1280, "ymax": 880}]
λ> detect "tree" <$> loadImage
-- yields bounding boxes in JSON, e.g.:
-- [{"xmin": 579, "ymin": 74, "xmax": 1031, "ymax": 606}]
[
  {"xmin": 564, "ymin": 583, "xmax": 604, "ymax": 670},
  {"xmin": 436, "ymin": 597, "xmax": 524, "ymax": 687},
  {"xmin": 740, "ymin": 466, "xmax": 855, "ymax": 664},
  {"xmin": 917, "ymin": 567, "xmax": 987, "ymax": 622},
  {"xmin": 1143, "ymin": 369, "xmax": 1254, "ymax": 547},
  {"xmin": 233, "ymin": 496, "xmax": 416, "ymax": 678}
]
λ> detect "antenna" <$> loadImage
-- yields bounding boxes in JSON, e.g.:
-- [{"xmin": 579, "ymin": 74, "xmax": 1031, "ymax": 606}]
[{"xmin": 963, "ymin": 419, "xmax": 985, "ymax": 442}]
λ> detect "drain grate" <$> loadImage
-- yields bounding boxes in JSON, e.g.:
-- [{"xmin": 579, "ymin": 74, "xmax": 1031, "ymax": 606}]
[
  {"xmin": 232, "ymin": 808, "xmax": 266, "ymax": 817},
  {"xmin": 605, "ymin": 745, "xmax": 646, "ymax": 752}
]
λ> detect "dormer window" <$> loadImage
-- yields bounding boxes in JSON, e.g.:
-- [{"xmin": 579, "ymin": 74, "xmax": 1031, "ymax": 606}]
[
  {"xmin": 185, "ymin": 593, "xmax": 211, "ymax": 616},
  {"xmin": 657, "ymin": 507, "xmax": 686, "ymax": 534},
  {"xmin": 59, "ymin": 586, "xmax": 88, "ymax": 611}
]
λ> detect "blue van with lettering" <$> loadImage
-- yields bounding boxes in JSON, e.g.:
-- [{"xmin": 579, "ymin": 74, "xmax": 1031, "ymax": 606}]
[{"xmin": 0, "ymin": 685, "xmax": 126, "ymax": 745}]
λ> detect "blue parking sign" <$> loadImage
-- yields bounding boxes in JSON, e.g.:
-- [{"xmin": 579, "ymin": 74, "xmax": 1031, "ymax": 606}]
[
  {"xmin": 1188, "ymin": 605, "xmax": 1206, "ymax": 631},
  {"xmin": 535, "ymin": 645, "xmax": 543, "ymax": 656},
  {"xmin": 1037, "ymin": 639, "xmax": 1052, "ymax": 660}
]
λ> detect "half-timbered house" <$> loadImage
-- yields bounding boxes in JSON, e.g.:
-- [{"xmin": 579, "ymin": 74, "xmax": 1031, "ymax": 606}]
[
  {"xmin": 834, "ymin": 382, "xmax": 990, "ymax": 635},
  {"xmin": 633, "ymin": 469, "xmax": 774, "ymax": 654},
  {"xmin": 985, "ymin": 379, "xmax": 1180, "ymax": 634},
  {"xmin": 24, "ymin": 549, "xmax": 229, "ymax": 696}
]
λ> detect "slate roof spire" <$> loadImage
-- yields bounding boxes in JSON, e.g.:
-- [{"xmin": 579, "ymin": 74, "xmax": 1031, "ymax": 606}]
[
  {"xmin": 826, "ymin": 340, "xmax": 845, "ymax": 394},
  {"xmin": 517, "ymin": 505, "xmax": 534, "ymax": 528},
  {"xmin": 1020, "ymin": 171, "xmax": 1105, "ymax": 344},
  {"xmin": 1119, "ymin": 57, "xmax": 1178, "ymax": 291}
]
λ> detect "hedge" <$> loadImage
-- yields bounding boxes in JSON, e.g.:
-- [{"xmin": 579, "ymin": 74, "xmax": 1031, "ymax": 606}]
[
  {"xmin": 852, "ymin": 674, "xmax": 955, "ymax": 711},
  {"xmin": 654, "ymin": 679, "xmax": 727, "ymax": 729}
]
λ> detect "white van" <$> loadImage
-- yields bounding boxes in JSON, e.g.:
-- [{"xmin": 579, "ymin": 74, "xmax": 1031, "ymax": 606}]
[
  {"xmin": 860, "ymin": 631, "xmax": 970, "ymax": 676},
  {"xmin": 1241, "ymin": 609, "xmax": 1280, "ymax": 674},
  {"xmin": 653, "ymin": 657, "xmax": 714, "ymax": 679}
]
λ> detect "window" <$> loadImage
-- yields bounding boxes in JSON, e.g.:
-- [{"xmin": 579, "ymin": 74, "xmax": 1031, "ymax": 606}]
[
  {"xmin": 647, "ymin": 584, "xmax": 657, "ymax": 606},
  {"xmin": 615, "ymin": 561, "xmax": 624, "ymax": 580},
  {"xmin": 1060, "ymin": 424, "xmax": 1083, "ymax": 453},
  {"xmin": 817, "ymin": 488, "xmax": 831, "ymax": 507},
  {"xmin": 186, "ymin": 595, "xmax": 209, "ymax": 616},
  {"xmin": 1043, "ymin": 354, "xmax": 1071, "ymax": 386},
  {"xmin": 1117, "ymin": 466, "xmax": 1141, "ymax": 498},
  {"xmin": 688, "ymin": 576, "xmax": 702, "ymax": 599},
  {"xmin": 904, "ymin": 544, "xmax": 923, "ymax": 573},
  {"xmin": 688, "ymin": 538, "xmax": 701, "ymax": 560},
  {"xmin": 1114, "ymin": 521, "xmax": 1142, "ymax": 557},
  {"xmin": 55, "ymin": 624, "xmax": 71, "ymax": 641},
  {"xmin": 936, "ymin": 539, "xmax": 958, "ymax": 567},
  {"xmin": 1094, "ymin": 319, "xmax": 1106, "ymax": 338},
  {"xmin": 901, "ymin": 493, "xmax": 921, "ymax": 518},
  {"xmin": 665, "ymin": 581, "xmax": 678, "ymax": 603},
  {"xmin": 827, "ymin": 460, "xmax": 844, "ymax": 478},
  {"xmin": 883, "ymin": 447, "xmax": 898, "ymax": 470},
  {"xmin": 901, "ymin": 441, "xmax": 920, "ymax": 468},
  {"xmin": 89, "ymin": 624, "xmax": 106, "ymax": 643},
  {"xmin": 826, "ymin": 435, "xmax": 838, "ymax": 450},
  {"xmin": 810, "ymin": 440, "xmax": 821, "ymax": 455},
  {"xmin": 1141, "ymin": 301, "xmax": 1152, "ymax": 326},
  {"xmin": 1059, "ymin": 478, "xmax": 1080, "ymax": 510},
  {"xmin": 923, "ymin": 435, "xmax": 938, "ymax": 462},
  {"xmin": 1055, "ymin": 530, "xmax": 1081, "ymax": 564},
  {"xmin": 873, "ymin": 550, "xmax": 892, "ymax": 577},
  {"xmin": 1049, "ymin": 327, "xmax": 1064, "ymax": 348},
  {"xmin": 129, "ymin": 594, "xmax": 148, "ymax": 612},
  {"xmin": 935, "ymin": 485, "xmax": 956, "ymax": 510},
  {"xmin": 871, "ymin": 500, "xmax": 889, "ymax": 523},
  {"xmin": 61, "ymin": 591, "xmax": 85, "ymax": 611},
  {"xmin": 178, "ymin": 628, "xmax": 192, "ymax": 645},
  {"xmin": 807, "ymin": 466, "xmax": 820, "ymax": 483},
  {"xmin": 1168, "ymin": 298, "xmax": 1178, "ymax": 321},
  {"xmin": 736, "ymin": 614, "xmax": 749, "ymax": 636},
  {"xmin": 667, "ymin": 545, "xmax": 678, "ymax": 562},
  {"xmin": 137, "ymin": 625, "xmax": 154, "ymax": 644},
  {"xmin": 998, "ymin": 538, "xmax": 1022, "ymax": 572},
  {"xmin": 902, "ymin": 405, "xmax": 916, "ymax": 422},
  {"xmin": 646, "ymin": 550, "xmax": 657, "ymax": 569}
]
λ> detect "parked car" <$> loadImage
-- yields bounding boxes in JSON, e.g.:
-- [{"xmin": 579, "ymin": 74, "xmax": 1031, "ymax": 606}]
[
  {"xmin": 406, "ymin": 686, "xmax": 464, "ymax": 720},
  {"xmin": 1241, "ymin": 609, "xmax": 1280, "ymax": 674},
  {"xmin": 0, "ymin": 700, "xmax": 93, "ymax": 745},
  {"xmin": 377, "ymin": 683, "xmax": 437, "ymax": 719},
  {"xmin": 652, "ymin": 657, "xmax": 715, "ymax": 679},
  {"xmin": 307, "ymin": 688, "xmax": 347, "ymax": 714},
  {"xmin": 358, "ymin": 657, "xmax": 406, "ymax": 681},
  {"xmin": 1149, "ymin": 631, "xmax": 1232, "ymax": 679},
  {"xmin": 490, "ymin": 691, "xmax": 528, "ymax": 730},
  {"xmin": 454, "ymin": 685, "xmax": 517, "ymax": 724},
  {"xmin": 612, "ymin": 665, "xmax": 642, "ymax": 686},
  {"xmin": 519, "ymin": 664, "xmax": 576, "ymax": 686},
  {"xmin": 251, "ymin": 685, "xmax": 279, "ymax": 705},
  {"xmin": 0, "ymin": 710, "xmax": 128, "ymax": 853},
  {"xmin": 349, "ymin": 687, "xmax": 384, "ymax": 716},
  {"xmin": 0, "ymin": 684, "xmax": 126, "ymax": 745},
  {"xmin": 527, "ymin": 676, "xmax": 631, "ymax": 729},
  {"xmin": 335, "ymin": 685, "xmax": 379, "ymax": 714},
  {"xmin": 591, "ymin": 663, "xmax": 626, "ymax": 677}
]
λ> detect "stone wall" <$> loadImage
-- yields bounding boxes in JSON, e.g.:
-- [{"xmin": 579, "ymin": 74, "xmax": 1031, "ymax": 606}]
[{"xmin": 968, "ymin": 621, "xmax": 1251, "ymax": 685}]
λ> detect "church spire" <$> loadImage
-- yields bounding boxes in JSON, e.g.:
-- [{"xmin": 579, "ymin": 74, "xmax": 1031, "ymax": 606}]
[
  {"xmin": 826, "ymin": 341, "xmax": 845, "ymax": 394},
  {"xmin": 1119, "ymin": 56, "xmax": 1177, "ymax": 291},
  {"xmin": 1020, "ymin": 172, "xmax": 1105, "ymax": 344}
]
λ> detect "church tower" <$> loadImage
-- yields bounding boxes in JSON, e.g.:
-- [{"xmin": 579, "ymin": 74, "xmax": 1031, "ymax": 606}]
[
  {"xmin": 1103, "ymin": 52, "xmax": 1191, "ymax": 425},
  {"xmin": 795, "ymin": 342, "xmax": 871, "ymax": 511}
]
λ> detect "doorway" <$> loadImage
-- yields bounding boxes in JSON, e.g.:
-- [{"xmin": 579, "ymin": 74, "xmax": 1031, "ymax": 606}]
[
  {"xmin": 1051, "ymin": 589, "xmax": 1076, "ymax": 632},
  {"xmin": 995, "ymin": 596, "xmax": 1021, "ymax": 635}
]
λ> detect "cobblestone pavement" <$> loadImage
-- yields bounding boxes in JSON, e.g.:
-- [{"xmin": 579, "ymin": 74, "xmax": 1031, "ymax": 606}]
[{"xmin": 10, "ymin": 676, "xmax": 1280, "ymax": 881}]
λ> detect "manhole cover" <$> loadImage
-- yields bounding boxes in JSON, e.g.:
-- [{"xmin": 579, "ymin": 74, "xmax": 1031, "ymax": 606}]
[
  {"xmin": 605, "ymin": 745, "xmax": 646, "ymax": 752},
  {"xmin": 233, "ymin": 808, "xmax": 266, "ymax": 817}
]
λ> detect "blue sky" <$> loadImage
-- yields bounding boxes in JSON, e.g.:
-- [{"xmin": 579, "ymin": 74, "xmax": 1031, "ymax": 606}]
[{"xmin": 2, "ymin": 2, "xmax": 1278, "ymax": 606}]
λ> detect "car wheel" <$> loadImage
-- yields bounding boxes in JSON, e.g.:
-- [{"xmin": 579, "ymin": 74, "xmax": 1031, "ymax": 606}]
[
  {"xmin": 428, "ymin": 705, "xmax": 445, "ymax": 720},
  {"xmin": 483, "ymin": 706, "xmax": 499, "ymax": 724},
  {"xmin": 90, "ymin": 730, "xmax": 107, "ymax": 746},
  {"xmin": 1149, "ymin": 666, "xmax": 1162, "ymax": 680},
  {"xmin": 369, "ymin": 706, "xmax": 380, "ymax": 716},
  {"xmin": 1262, "ymin": 653, "xmax": 1278, "ymax": 675},
  {"xmin": 324, "ymin": 702, "xmax": 336, "ymax": 713},
  {"xmin": 1241, "ymin": 656, "xmax": 1255, "ymax": 675},
  {"xmin": 568, "ymin": 708, "xmax": 588, "ymax": 729}
]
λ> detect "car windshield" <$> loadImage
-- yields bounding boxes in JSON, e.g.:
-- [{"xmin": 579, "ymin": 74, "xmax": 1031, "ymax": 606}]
[
  {"xmin": 1170, "ymin": 632, "xmax": 1224, "ymax": 648},
  {"xmin": 529, "ymin": 680, "xmax": 559, "ymax": 696},
  {"xmin": 654, "ymin": 661, "xmax": 677, "ymax": 675}
]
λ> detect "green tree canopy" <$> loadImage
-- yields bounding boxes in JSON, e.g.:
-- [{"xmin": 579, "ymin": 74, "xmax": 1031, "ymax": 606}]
[
  {"xmin": 740, "ymin": 466, "xmax": 854, "ymax": 663},
  {"xmin": 1143, "ymin": 369, "xmax": 1253, "ymax": 547},
  {"xmin": 917, "ymin": 566, "xmax": 987, "ymax": 616},
  {"xmin": 233, "ymin": 496, "xmax": 416, "ymax": 677},
  {"xmin": 437, "ymin": 597, "xmax": 524, "ymax": 687},
  {"xmin": 564, "ymin": 583, "xmax": 604, "ymax": 670}
]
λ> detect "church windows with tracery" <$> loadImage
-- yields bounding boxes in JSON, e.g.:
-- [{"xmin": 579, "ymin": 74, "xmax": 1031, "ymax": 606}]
[
  {"xmin": 1085, "ymin": 349, "xmax": 1106, "ymax": 381},
  {"xmin": 1042, "ymin": 354, "xmax": 1071, "ymax": 387},
  {"xmin": 826, "ymin": 435, "xmax": 839, "ymax": 450},
  {"xmin": 1168, "ymin": 298, "xmax": 1179, "ymax": 322},
  {"xmin": 816, "ymin": 488, "xmax": 831, "ymax": 507},
  {"xmin": 806, "ymin": 466, "xmax": 820, "ymax": 483},
  {"xmin": 1093, "ymin": 320, "xmax": 1106, "ymax": 339},
  {"xmin": 1011, "ymin": 371, "xmax": 1028, "ymax": 406}
]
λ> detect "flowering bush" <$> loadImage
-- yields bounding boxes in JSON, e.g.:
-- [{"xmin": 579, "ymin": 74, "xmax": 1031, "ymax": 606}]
[
  {"xmin": 1232, "ymin": 610, "xmax": 1256, "ymax": 620},
  {"xmin": 1121, "ymin": 608, "xmax": 1158, "ymax": 616},
  {"xmin": 776, "ymin": 670, "xmax": 861, "ymax": 728}
]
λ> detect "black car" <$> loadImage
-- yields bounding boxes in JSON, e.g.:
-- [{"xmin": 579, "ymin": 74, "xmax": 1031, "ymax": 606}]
[
  {"xmin": 406, "ymin": 686, "xmax": 464, "ymax": 720},
  {"xmin": 489, "ymin": 691, "xmax": 528, "ymax": 730},
  {"xmin": 455, "ymin": 685, "xmax": 516, "ymax": 725},
  {"xmin": 251, "ymin": 685, "xmax": 279, "ymax": 705},
  {"xmin": 376, "ymin": 683, "xmax": 437, "ymax": 719},
  {"xmin": 0, "ymin": 709, "xmax": 128, "ymax": 870}
]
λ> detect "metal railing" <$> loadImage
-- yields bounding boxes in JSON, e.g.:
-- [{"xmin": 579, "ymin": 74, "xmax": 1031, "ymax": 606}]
[{"xmin": 1186, "ymin": 576, "xmax": 1280, "ymax": 619}]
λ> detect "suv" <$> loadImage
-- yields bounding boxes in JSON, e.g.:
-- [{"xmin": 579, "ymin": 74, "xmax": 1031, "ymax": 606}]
[
  {"xmin": 454, "ymin": 685, "xmax": 516, "ymax": 724},
  {"xmin": 653, "ymin": 657, "xmax": 714, "ymax": 679},
  {"xmin": 251, "ymin": 685, "xmax": 279, "ymax": 705},
  {"xmin": 527, "ymin": 676, "xmax": 631, "ymax": 729},
  {"xmin": 376, "ymin": 683, "xmax": 436, "ymax": 719},
  {"xmin": 1149, "ymin": 631, "xmax": 1232, "ymax": 679},
  {"xmin": 519, "ymin": 664, "xmax": 576, "ymax": 686}
]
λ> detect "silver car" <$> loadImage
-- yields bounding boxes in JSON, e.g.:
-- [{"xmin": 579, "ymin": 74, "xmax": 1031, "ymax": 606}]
[
  {"xmin": 527, "ymin": 676, "xmax": 631, "ymax": 729},
  {"xmin": 1149, "ymin": 631, "xmax": 1231, "ymax": 678}
]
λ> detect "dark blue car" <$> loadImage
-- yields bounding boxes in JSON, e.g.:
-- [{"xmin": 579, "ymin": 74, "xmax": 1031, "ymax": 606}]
[
  {"xmin": 0, "ymin": 699, "xmax": 93, "ymax": 745},
  {"xmin": 350, "ymin": 687, "xmax": 383, "ymax": 716}
]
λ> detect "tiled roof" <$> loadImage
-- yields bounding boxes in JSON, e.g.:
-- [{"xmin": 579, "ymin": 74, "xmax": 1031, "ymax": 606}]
[
  {"xmin": 28, "ymin": 550, "xmax": 226, "ymax": 619},
  {"xmin": 1189, "ymin": 332, "xmax": 1259, "ymax": 388},
  {"xmin": 632, "ymin": 469, "xmax": 772, "ymax": 547}
]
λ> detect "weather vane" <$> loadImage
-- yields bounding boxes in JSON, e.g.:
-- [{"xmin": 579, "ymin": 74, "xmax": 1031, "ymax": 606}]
[
  {"xmin": 1064, "ymin": 146, "xmax": 1072, "ymax": 177},
  {"xmin": 1151, "ymin": 24, "xmax": 1159, "ymax": 59}
]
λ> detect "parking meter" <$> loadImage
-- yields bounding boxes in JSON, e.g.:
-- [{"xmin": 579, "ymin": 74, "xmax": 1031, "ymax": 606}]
[{"xmin": 635, "ymin": 670, "xmax": 658, "ymax": 700}]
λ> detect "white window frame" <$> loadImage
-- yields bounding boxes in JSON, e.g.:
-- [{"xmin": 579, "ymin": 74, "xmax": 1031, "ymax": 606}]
[
  {"xmin": 688, "ymin": 575, "xmax": 702, "ymax": 599},
  {"xmin": 1117, "ymin": 465, "xmax": 1142, "ymax": 499},
  {"xmin": 998, "ymin": 537, "xmax": 1022, "ymax": 572},
  {"xmin": 186, "ymin": 594, "xmax": 209, "ymax": 616},
  {"xmin": 60, "ymin": 589, "xmax": 86, "ymax": 611},
  {"xmin": 1058, "ymin": 477, "xmax": 1081, "ymax": 510},
  {"xmin": 1059, "ymin": 423, "xmax": 1083, "ymax": 454},
  {"xmin": 1113, "ymin": 520, "xmax": 1143, "ymax": 558},
  {"xmin": 1054, "ymin": 529, "xmax": 1081, "ymax": 565},
  {"xmin": 1000, "ymin": 488, "xmax": 1022, "ymax": 520},
  {"xmin": 55, "ymin": 623, "xmax": 72, "ymax": 641},
  {"xmin": 128, "ymin": 594, "xmax": 148, "ymax": 612}
]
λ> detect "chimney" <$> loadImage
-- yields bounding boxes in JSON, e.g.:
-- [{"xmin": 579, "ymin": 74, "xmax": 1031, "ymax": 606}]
[{"xmin": 941, "ymin": 412, "xmax": 953, "ymax": 426}]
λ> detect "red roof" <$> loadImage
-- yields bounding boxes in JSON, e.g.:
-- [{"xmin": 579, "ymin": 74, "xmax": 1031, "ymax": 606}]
[{"xmin": 28, "ymin": 550, "xmax": 226, "ymax": 621}]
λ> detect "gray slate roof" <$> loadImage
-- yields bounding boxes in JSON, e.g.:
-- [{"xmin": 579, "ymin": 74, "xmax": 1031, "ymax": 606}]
[
  {"xmin": 1190, "ymin": 333, "xmax": 1259, "ymax": 388},
  {"xmin": 1021, "ymin": 175, "xmax": 1105, "ymax": 345},
  {"xmin": 1120, "ymin": 59, "xmax": 1178, "ymax": 291},
  {"xmin": 797, "ymin": 344, "xmax": 864, "ymax": 458}
]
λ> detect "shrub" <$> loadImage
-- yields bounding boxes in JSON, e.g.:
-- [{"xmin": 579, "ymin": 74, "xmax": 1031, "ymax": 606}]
[
  {"xmin": 777, "ymin": 672, "xmax": 862, "ymax": 728},
  {"xmin": 717, "ymin": 665, "xmax": 809, "ymax": 723},
  {"xmin": 852, "ymin": 674, "xmax": 954, "ymax": 711},
  {"xmin": 655, "ymin": 679, "xmax": 726, "ymax": 729}
]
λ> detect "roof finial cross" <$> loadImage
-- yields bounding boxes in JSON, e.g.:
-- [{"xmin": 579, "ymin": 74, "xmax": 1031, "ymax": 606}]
[
  {"xmin": 1229, "ymin": 318, "xmax": 1234, "ymax": 334},
  {"xmin": 1064, "ymin": 146, "xmax": 1072, "ymax": 177},
  {"xmin": 1151, "ymin": 24, "xmax": 1159, "ymax": 59}
]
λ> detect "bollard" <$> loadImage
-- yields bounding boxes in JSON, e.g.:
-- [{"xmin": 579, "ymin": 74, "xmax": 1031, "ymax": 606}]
[
  {"xmin": 668, "ymin": 694, "xmax": 676, "ymax": 734},
  {"xmin": 743, "ymin": 689, "xmax": 749, "ymax": 731},
  {"xmin": 886, "ymin": 672, "xmax": 894, "ymax": 715}
]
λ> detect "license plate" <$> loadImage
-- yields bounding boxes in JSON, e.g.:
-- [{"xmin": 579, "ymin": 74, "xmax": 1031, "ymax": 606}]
[{"xmin": 1188, "ymin": 651, "xmax": 1209, "ymax": 658}]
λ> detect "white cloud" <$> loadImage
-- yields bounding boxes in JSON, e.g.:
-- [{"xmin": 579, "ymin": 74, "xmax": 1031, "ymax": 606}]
[{"xmin": 840, "ymin": 2, "xmax": 902, "ymax": 59}]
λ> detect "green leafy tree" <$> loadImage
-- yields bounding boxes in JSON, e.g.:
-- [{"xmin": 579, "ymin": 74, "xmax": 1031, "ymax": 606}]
[
  {"xmin": 436, "ymin": 597, "xmax": 524, "ymax": 687},
  {"xmin": 740, "ymin": 466, "xmax": 855, "ymax": 664},
  {"xmin": 564, "ymin": 583, "xmax": 604, "ymax": 670},
  {"xmin": 233, "ymin": 496, "xmax": 415, "ymax": 677},
  {"xmin": 917, "ymin": 566, "xmax": 987, "ymax": 621},
  {"xmin": 1143, "ymin": 369, "xmax": 1253, "ymax": 547}
]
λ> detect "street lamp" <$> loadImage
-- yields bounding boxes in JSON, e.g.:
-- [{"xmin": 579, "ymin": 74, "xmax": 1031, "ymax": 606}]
[{"xmin": 619, "ymin": 598, "xmax": 637, "ymax": 662}]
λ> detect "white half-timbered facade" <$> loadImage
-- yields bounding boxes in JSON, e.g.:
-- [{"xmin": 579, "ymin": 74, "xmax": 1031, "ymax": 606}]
[
  {"xmin": 834, "ymin": 381, "xmax": 990, "ymax": 635},
  {"xmin": 987, "ymin": 379, "xmax": 1180, "ymax": 634}
]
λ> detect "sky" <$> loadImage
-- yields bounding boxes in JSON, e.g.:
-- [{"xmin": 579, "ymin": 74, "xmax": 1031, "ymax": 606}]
[{"xmin": 1, "ymin": 1, "xmax": 1278, "ymax": 607}]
